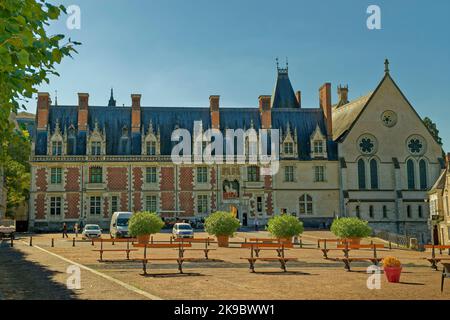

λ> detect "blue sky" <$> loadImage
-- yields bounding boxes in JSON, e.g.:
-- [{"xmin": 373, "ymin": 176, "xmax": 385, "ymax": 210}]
[{"xmin": 31, "ymin": 0, "xmax": 450, "ymax": 150}]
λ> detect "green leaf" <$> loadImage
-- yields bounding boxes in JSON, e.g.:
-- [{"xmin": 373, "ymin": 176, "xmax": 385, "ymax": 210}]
[{"xmin": 16, "ymin": 49, "xmax": 29, "ymax": 65}]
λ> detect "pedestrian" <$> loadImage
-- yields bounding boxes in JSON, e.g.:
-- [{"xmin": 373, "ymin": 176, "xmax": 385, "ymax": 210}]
[
  {"xmin": 74, "ymin": 223, "xmax": 79, "ymax": 238},
  {"xmin": 62, "ymin": 222, "xmax": 68, "ymax": 238},
  {"xmin": 254, "ymin": 218, "xmax": 259, "ymax": 232}
]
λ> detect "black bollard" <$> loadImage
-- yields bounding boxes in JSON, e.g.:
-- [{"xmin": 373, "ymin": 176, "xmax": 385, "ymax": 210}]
[
  {"xmin": 29, "ymin": 236, "xmax": 33, "ymax": 246},
  {"xmin": 51, "ymin": 238, "xmax": 54, "ymax": 247},
  {"xmin": 72, "ymin": 238, "xmax": 75, "ymax": 247}
]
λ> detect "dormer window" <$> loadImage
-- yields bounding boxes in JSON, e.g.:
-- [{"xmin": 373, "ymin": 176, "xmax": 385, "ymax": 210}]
[
  {"xmin": 280, "ymin": 122, "xmax": 298, "ymax": 158},
  {"xmin": 52, "ymin": 141, "xmax": 62, "ymax": 156},
  {"xmin": 87, "ymin": 120, "xmax": 106, "ymax": 156},
  {"xmin": 142, "ymin": 120, "xmax": 160, "ymax": 156},
  {"xmin": 310, "ymin": 125, "xmax": 327, "ymax": 159},
  {"xmin": 313, "ymin": 141, "xmax": 324, "ymax": 154},
  {"xmin": 48, "ymin": 119, "xmax": 64, "ymax": 156},
  {"xmin": 284, "ymin": 142, "xmax": 294, "ymax": 155},
  {"xmin": 91, "ymin": 141, "xmax": 102, "ymax": 156}
]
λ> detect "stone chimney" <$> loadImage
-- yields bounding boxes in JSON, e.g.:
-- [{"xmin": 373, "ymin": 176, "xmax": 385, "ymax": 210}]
[
  {"xmin": 36, "ymin": 92, "xmax": 50, "ymax": 131},
  {"xmin": 77, "ymin": 93, "xmax": 89, "ymax": 131},
  {"xmin": 209, "ymin": 95, "xmax": 220, "ymax": 130},
  {"xmin": 295, "ymin": 91, "xmax": 302, "ymax": 108},
  {"xmin": 259, "ymin": 95, "xmax": 272, "ymax": 129},
  {"xmin": 446, "ymin": 153, "xmax": 450, "ymax": 168},
  {"xmin": 319, "ymin": 83, "xmax": 332, "ymax": 139},
  {"xmin": 337, "ymin": 85, "xmax": 349, "ymax": 106},
  {"xmin": 131, "ymin": 94, "xmax": 141, "ymax": 133}
]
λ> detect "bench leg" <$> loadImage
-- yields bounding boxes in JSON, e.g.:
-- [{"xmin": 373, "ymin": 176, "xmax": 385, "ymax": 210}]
[
  {"xmin": 178, "ymin": 260, "xmax": 184, "ymax": 274},
  {"xmin": 280, "ymin": 260, "xmax": 287, "ymax": 272},
  {"xmin": 100, "ymin": 251, "xmax": 103, "ymax": 262},
  {"xmin": 431, "ymin": 260, "xmax": 438, "ymax": 271},
  {"xmin": 204, "ymin": 250, "xmax": 209, "ymax": 260},
  {"xmin": 126, "ymin": 250, "xmax": 130, "ymax": 260},
  {"xmin": 249, "ymin": 260, "xmax": 255, "ymax": 273},
  {"xmin": 441, "ymin": 273, "xmax": 445, "ymax": 292},
  {"xmin": 255, "ymin": 249, "xmax": 260, "ymax": 258},
  {"xmin": 344, "ymin": 260, "xmax": 351, "ymax": 272},
  {"xmin": 142, "ymin": 260, "xmax": 147, "ymax": 275},
  {"xmin": 323, "ymin": 251, "xmax": 328, "ymax": 259},
  {"xmin": 277, "ymin": 249, "xmax": 282, "ymax": 258}
]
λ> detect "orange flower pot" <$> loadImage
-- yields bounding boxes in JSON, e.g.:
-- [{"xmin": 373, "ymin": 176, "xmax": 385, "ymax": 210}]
[
  {"xmin": 217, "ymin": 235, "xmax": 230, "ymax": 247},
  {"xmin": 384, "ymin": 266, "xmax": 402, "ymax": 283}
]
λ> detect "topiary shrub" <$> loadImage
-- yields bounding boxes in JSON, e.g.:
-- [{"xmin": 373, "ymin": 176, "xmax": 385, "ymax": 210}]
[
  {"xmin": 330, "ymin": 217, "xmax": 372, "ymax": 239},
  {"xmin": 204, "ymin": 211, "xmax": 240, "ymax": 237},
  {"xmin": 128, "ymin": 211, "xmax": 164, "ymax": 237},
  {"xmin": 267, "ymin": 214, "xmax": 304, "ymax": 239}
]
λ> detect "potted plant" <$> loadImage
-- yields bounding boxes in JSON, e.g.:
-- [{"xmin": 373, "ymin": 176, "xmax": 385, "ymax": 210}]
[
  {"xmin": 267, "ymin": 214, "xmax": 304, "ymax": 244},
  {"xmin": 382, "ymin": 256, "xmax": 402, "ymax": 283},
  {"xmin": 204, "ymin": 211, "xmax": 240, "ymax": 247},
  {"xmin": 330, "ymin": 217, "xmax": 372, "ymax": 245},
  {"xmin": 128, "ymin": 211, "xmax": 164, "ymax": 244}
]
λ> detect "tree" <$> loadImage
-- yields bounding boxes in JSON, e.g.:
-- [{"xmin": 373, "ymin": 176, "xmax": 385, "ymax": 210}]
[
  {"xmin": 423, "ymin": 117, "xmax": 443, "ymax": 146},
  {"xmin": 0, "ymin": 0, "xmax": 79, "ymax": 162}
]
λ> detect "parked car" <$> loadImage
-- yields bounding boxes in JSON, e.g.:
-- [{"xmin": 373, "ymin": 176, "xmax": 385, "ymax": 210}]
[
  {"xmin": 110, "ymin": 212, "xmax": 133, "ymax": 238},
  {"xmin": 0, "ymin": 219, "xmax": 15, "ymax": 239},
  {"xmin": 82, "ymin": 224, "xmax": 102, "ymax": 239},
  {"xmin": 172, "ymin": 223, "xmax": 194, "ymax": 239}
]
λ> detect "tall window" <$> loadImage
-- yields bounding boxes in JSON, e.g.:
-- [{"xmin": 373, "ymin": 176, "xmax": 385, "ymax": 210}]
[
  {"xmin": 146, "ymin": 167, "xmax": 157, "ymax": 183},
  {"xmin": 247, "ymin": 166, "xmax": 259, "ymax": 182},
  {"xmin": 285, "ymin": 166, "xmax": 294, "ymax": 182},
  {"xmin": 418, "ymin": 205, "xmax": 423, "ymax": 218},
  {"xmin": 407, "ymin": 205, "xmax": 411, "ymax": 218},
  {"xmin": 419, "ymin": 159, "xmax": 427, "ymax": 190},
  {"xmin": 370, "ymin": 159, "xmax": 378, "ymax": 189},
  {"xmin": 314, "ymin": 141, "xmax": 323, "ymax": 154},
  {"xmin": 91, "ymin": 141, "xmax": 102, "ymax": 155},
  {"xmin": 197, "ymin": 195, "xmax": 208, "ymax": 215},
  {"xmin": 50, "ymin": 168, "xmax": 62, "ymax": 184},
  {"xmin": 314, "ymin": 166, "xmax": 325, "ymax": 182},
  {"xmin": 146, "ymin": 141, "xmax": 156, "ymax": 155},
  {"xmin": 284, "ymin": 142, "xmax": 294, "ymax": 155},
  {"xmin": 257, "ymin": 196, "xmax": 263, "ymax": 213},
  {"xmin": 358, "ymin": 159, "xmax": 366, "ymax": 189},
  {"xmin": 52, "ymin": 141, "xmax": 62, "ymax": 156},
  {"xmin": 383, "ymin": 205, "xmax": 388, "ymax": 219},
  {"xmin": 407, "ymin": 159, "xmax": 415, "ymax": 190},
  {"xmin": 89, "ymin": 167, "xmax": 103, "ymax": 183},
  {"xmin": 369, "ymin": 205, "xmax": 374, "ymax": 218},
  {"xmin": 299, "ymin": 194, "xmax": 313, "ymax": 215},
  {"xmin": 90, "ymin": 196, "xmax": 101, "ymax": 215},
  {"xmin": 67, "ymin": 130, "xmax": 76, "ymax": 155},
  {"xmin": 111, "ymin": 196, "xmax": 118, "ymax": 214},
  {"xmin": 355, "ymin": 206, "xmax": 360, "ymax": 218},
  {"xmin": 145, "ymin": 195, "xmax": 157, "ymax": 212},
  {"xmin": 50, "ymin": 197, "xmax": 62, "ymax": 215},
  {"xmin": 197, "ymin": 167, "xmax": 208, "ymax": 183}
]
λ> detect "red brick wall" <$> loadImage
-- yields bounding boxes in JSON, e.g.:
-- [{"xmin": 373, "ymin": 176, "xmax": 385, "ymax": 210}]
[
  {"xmin": 179, "ymin": 192, "xmax": 194, "ymax": 216},
  {"xmin": 103, "ymin": 197, "xmax": 109, "ymax": 218},
  {"xmin": 35, "ymin": 194, "xmax": 46, "ymax": 219},
  {"xmin": 264, "ymin": 176, "xmax": 273, "ymax": 215},
  {"xmin": 133, "ymin": 167, "xmax": 143, "ymax": 191},
  {"xmin": 107, "ymin": 167, "xmax": 128, "ymax": 191},
  {"xmin": 120, "ymin": 192, "xmax": 128, "ymax": 211},
  {"xmin": 179, "ymin": 167, "xmax": 193, "ymax": 191},
  {"xmin": 210, "ymin": 168, "xmax": 216, "ymax": 211},
  {"xmin": 65, "ymin": 167, "xmax": 80, "ymax": 191},
  {"xmin": 133, "ymin": 192, "xmax": 142, "ymax": 212},
  {"xmin": 160, "ymin": 167, "xmax": 174, "ymax": 191},
  {"xmin": 36, "ymin": 168, "xmax": 47, "ymax": 192},
  {"xmin": 161, "ymin": 192, "xmax": 175, "ymax": 213},
  {"xmin": 66, "ymin": 193, "xmax": 80, "ymax": 219}
]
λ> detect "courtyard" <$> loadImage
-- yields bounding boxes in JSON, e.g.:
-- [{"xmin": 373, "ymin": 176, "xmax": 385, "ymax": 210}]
[{"xmin": 0, "ymin": 230, "xmax": 449, "ymax": 300}]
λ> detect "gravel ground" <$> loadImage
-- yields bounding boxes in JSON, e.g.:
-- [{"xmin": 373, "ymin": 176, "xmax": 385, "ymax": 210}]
[{"xmin": 1, "ymin": 231, "xmax": 449, "ymax": 300}]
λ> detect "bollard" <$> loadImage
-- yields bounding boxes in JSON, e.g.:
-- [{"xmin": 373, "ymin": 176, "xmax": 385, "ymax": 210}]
[
  {"xmin": 51, "ymin": 238, "xmax": 54, "ymax": 247},
  {"xmin": 10, "ymin": 236, "xmax": 13, "ymax": 248},
  {"xmin": 29, "ymin": 236, "xmax": 33, "ymax": 246},
  {"xmin": 299, "ymin": 238, "xmax": 303, "ymax": 248},
  {"xmin": 72, "ymin": 238, "xmax": 75, "ymax": 247},
  {"xmin": 389, "ymin": 241, "xmax": 392, "ymax": 250},
  {"xmin": 91, "ymin": 239, "xmax": 94, "ymax": 246}
]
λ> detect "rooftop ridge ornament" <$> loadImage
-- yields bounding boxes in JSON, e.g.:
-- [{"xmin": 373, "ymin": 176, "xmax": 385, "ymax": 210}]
[
  {"xmin": 384, "ymin": 58, "xmax": 390, "ymax": 74},
  {"xmin": 276, "ymin": 56, "xmax": 289, "ymax": 75}
]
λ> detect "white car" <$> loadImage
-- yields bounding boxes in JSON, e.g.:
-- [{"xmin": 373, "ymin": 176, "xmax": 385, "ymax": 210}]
[
  {"xmin": 172, "ymin": 223, "xmax": 194, "ymax": 239},
  {"xmin": 82, "ymin": 224, "xmax": 102, "ymax": 239}
]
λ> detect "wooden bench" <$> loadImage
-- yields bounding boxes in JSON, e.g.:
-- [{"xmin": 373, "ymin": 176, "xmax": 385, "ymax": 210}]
[
  {"xmin": 132, "ymin": 243, "xmax": 195, "ymax": 274},
  {"xmin": 92, "ymin": 238, "xmax": 138, "ymax": 261},
  {"xmin": 173, "ymin": 238, "xmax": 216, "ymax": 259},
  {"xmin": 327, "ymin": 243, "xmax": 385, "ymax": 271},
  {"xmin": 240, "ymin": 243, "xmax": 297, "ymax": 272},
  {"xmin": 423, "ymin": 245, "xmax": 450, "ymax": 270},
  {"xmin": 441, "ymin": 263, "xmax": 450, "ymax": 292}
]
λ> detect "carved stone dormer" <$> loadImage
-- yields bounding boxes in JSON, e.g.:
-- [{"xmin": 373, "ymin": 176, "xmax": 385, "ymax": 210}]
[
  {"xmin": 281, "ymin": 121, "xmax": 298, "ymax": 158},
  {"xmin": 310, "ymin": 124, "xmax": 327, "ymax": 159},
  {"xmin": 48, "ymin": 119, "xmax": 64, "ymax": 156},
  {"xmin": 87, "ymin": 119, "xmax": 106, "ymax": 155},
  {"xmin": 141, "ymin": 119, "xmax": 160, "ymax": 156}
]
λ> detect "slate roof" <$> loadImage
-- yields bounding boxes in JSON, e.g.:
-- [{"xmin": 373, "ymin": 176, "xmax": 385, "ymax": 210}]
[{"xmin": 271, "ymin": 68, "xmax": 299, "ymax": 109}]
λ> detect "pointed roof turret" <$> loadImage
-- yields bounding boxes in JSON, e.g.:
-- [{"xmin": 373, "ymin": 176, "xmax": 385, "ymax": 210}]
[
  {"xmin": 108, "ymin": 88, "xmax": 116, "ymax": 107},
  {"xmin": 271, "ymin": 58, "xmax": 299, "ymax": 109}
]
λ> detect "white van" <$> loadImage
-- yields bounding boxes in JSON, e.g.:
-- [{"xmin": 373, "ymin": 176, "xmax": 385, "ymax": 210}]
[{"xmin": 110, "ymin": 212, "xmax": 133, "ymax": 238}]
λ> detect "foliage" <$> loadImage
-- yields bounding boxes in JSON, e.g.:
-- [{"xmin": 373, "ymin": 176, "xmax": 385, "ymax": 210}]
[
  {"xmin": 204, "ymin": 211, "xmax": 240, "ymax": 237},
  {"xmin": 330, "ymin": 217, "xmax": 372, "ymax": 239},
  {"xmin": 128, "ymin": 211, "xmax": 164, "ymax": 236},
  {"xmin": 267, "ymin": 214, "xmax": 304, "ymax": 239},
  {"xmin": 0, "ymin": 0, "xmax": 80, "ymax": 161},
  {"xmin": 382, "ymin": 256, "xmax": 401, "ymax": 268},
  {"xmin": 423, "ymin": 117, "xmax": 443, "ymax": 146}
]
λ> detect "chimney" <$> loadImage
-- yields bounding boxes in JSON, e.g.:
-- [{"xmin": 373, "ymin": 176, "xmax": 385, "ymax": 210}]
[
  {"xmin": 319, "ymin": 83, "xmax": 332, "ymax": 139},
  {"xmin": 36, "ymin": 92, "xmax": 50, "ymax": 130},
  {"xmin": 131, "ymin": 94, "xmax": 141, "ymax": 133},
  {"xmin": 77, "ymin": 93, "xmax": 89, "ymax": 131},
  {"xmin": 337, "ymin": 85, "xmax": 349, "ymax": 106},
  {"xmin": 209, "ymin": 95, "xmax": 220, "ymax": 130},
  {"xmin": 259, "ymin": 95, "xmax": 272, "ymax": 129},
  {"xmin": 446, "ymin": 153, "xmax": 450, "ymax": 168},
  {"xmin": 295, "ymin": 91, "xmax": 302, "ymax": 108}
]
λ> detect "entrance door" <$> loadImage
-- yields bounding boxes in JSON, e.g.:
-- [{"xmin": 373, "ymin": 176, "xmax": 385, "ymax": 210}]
[{"xmin": 243, "ymin": 213, "xmax": 248, "ymax": 227}]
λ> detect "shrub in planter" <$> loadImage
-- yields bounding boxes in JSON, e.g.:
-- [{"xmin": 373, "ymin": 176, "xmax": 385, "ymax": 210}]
[
  {"xmin": 267, "ymin": 215, "xmax": 304, "ymax": 243},
  {"xmin": 382, "ymin": 256, "xmax": 402, "ymax": 283},
  {"xmin": 204, "ymin": 211, "xmax": 240, "ymax": 247},
  {"xmin": 128, "ymin": 211, "xmax": 164, "ymax": 244},
  {"xmin": 330, "ymin": 217, "xmax": 372, "ymax": 244}
]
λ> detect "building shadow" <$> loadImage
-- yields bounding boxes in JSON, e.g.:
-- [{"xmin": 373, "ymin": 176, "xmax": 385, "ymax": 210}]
[{"xmin": 0, "ymin": 243, "xmax": 77, "ymax": 300}]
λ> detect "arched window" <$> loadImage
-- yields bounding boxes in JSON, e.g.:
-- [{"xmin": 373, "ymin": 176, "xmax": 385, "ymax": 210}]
[
  {"xmin": 299, "ymin": 194, "xmax": 313, "ymax": 215},
  {"xmin": 419, "ymin": 159, "xmax": 427, "ymax": 190},
  {"xmin": 358, "ymin": 159, "xmax": 366, "ymax": 189},
  {"xmin": 370, "ymin": 159, "xmax": 379, "ymax": 189},
  {"xmin": 407, "ymin": 159, "xmax": 415, "ymax": 190}
]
